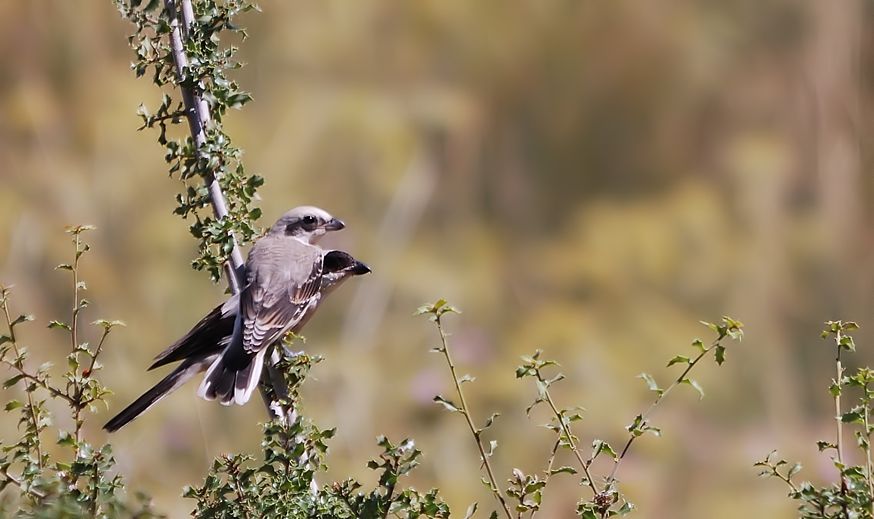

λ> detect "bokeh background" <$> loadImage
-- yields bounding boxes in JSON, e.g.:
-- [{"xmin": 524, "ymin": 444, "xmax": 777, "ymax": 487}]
[{"xmin": 1, "ymin": 1, "xmax": 873, "ymax": 517}]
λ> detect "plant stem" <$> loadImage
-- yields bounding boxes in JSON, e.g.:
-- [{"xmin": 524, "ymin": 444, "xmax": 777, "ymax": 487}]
[
  {"xmin": 0, "ymin": 466, "xmax": 46, "ymax": 499},
  {"xmin": 835, "ymin": 346, "xmax": 845, "ymax": 467},
  {"xmin": 71, "ymin": 232, "xmax": 80, "ymax": 357},
  {"xmin": 381, "ymin": 470, "xmax": 396, "ymax": 519},
  {"xmin": 835, "ymin": 346, "xmax": 844, "ymax": 468},
  {"xmin": 530, "ymin": 439, "xmax": 561, "ymax": 519},
  {"xmin": 832, "ymin": 340, "xmax": 851, "ymax": 517},
  {"xmin": 163, "ymin": 0, "xmax": 245, "ymax": 283},
  {"xmin": 89, "ymin": 453, "xmax": 101, "ymax": 517},
  {"xmin": 71, "ymin": 233, "xmax": 84, "ymax": 445},
  {"xmin": 1, "ymin": 299, "xmax": 44, "ymax": 470},
  {"xmin": 435, "ymin": 315, "xmax": 513, "ymax": 519},
  {"xmin": 227, "ymin": 456, "xmax": 253, "ymax": 519},
  {"xmin": 864, "ymin": 402, "xmax": 874, "ymax": 514},
  {"xmin": 605, "ymin": 339, "xmax": 716, "ymax": 487},
  {"xmin": 536, "ymin": 369, "xmax": 600, "ymax": 497},
  {"xmin": 163, "ymin": 0, "xmax": 283, "ymax": 421},
  {"xmin": 85, "ymin": 328, "xmax": 110, "ymax": 378}
]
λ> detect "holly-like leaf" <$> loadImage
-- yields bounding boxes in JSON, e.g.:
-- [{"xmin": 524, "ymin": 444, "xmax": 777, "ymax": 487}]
[
  {"xmin": 433, "ymin": 395, "xmax": 461, "ymax": 413},
  {"xmin": 638, "ymin": 373, "xmax": 662, "ymax": 395}
]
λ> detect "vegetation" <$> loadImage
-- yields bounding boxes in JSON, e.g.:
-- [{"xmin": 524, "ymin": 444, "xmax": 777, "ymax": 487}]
[
  {"xmin": 0, "ymin": 228, "xmax": 741, "ymax": 517},
  {"xmin": 758, "ymin": 321, "xmax": 874, "ymax": 518},
  {"xmin": 0, "ymin": 227, "xmax": 160, "ymax": 517},
  {"xmin": 0, "ymin": 0, "xmax": 867, "ymax": 517}
]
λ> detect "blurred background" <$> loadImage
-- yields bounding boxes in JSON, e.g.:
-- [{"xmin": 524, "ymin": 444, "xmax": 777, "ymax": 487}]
[{"xmin": 0, "ymin": 1, "xmax": 872, "ymax": 517}]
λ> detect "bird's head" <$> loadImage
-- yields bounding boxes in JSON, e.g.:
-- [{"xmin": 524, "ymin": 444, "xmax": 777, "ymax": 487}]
[{"xmin": 269, "ymin": 206, "xmax": 346, "ymax": 244}]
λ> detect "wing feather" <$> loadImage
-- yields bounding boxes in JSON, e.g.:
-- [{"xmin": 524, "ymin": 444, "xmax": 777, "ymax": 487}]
[{"xmin": 239, "ymin": 255, "xmax": 323, "ymax": 355}]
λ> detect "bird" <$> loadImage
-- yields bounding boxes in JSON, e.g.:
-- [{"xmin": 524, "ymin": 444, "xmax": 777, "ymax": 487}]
[{"xmin": 103, "ymin": 207, "xmax": 369, "ymax": 432}]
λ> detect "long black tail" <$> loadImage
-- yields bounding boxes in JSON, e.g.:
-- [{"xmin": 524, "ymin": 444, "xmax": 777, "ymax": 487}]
[
  {"xmin": 148, "ymin": 300, "xmax": 235, "ymax": 371},
  {"xmin": 103, "ymin": 356, "xmax": 216, "ymax": 432}
]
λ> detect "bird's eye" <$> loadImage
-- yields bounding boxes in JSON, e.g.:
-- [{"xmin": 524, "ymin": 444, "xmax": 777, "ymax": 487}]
[{"xmin": 302, "ymin": 215, "xmax": 317, "ymax": 225}]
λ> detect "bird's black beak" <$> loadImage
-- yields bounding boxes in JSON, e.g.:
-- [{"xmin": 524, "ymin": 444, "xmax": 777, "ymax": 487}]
[
  {"xmin": 325, "ymin": 218, "xmax": 345, "ymax": 231},
  {"xmin": 351, "ymin": 260, "xmax": 371, "ymax": 275}
]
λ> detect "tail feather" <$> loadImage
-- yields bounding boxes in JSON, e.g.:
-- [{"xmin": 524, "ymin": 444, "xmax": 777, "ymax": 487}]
[
  {"xmin": 198, "ymin": 349, "xmax": 267, "ymax": 406},
  {"xmin": 149, "ymin": 298, "xmax": 237, "ymax": 371},
  {"xmin": 103, "ymin": 356, "xmax": 215, "ymax": 432}
]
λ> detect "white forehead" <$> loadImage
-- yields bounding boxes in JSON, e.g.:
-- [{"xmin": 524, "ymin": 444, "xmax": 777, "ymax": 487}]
[{"xmin": 281, "ymin": 206, "xmax": 334, "ymax": 220}]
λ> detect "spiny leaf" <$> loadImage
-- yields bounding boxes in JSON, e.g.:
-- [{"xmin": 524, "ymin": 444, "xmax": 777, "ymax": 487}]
[
  {"xmin": 638, "ymin": 373, "xmax": 663, "ymax": 395},
  {"xmin": 433, "ymin": 395, "xmax": 461, "ymax": 413},
  {"xmin": 680, "ymin": 378, "xmax": 705, "ymax": 399},
  {"xmin": 3, "ymin": 374, "xmax": 25, "ymax": 389},
  {"xmin": 666, "ymin": 355, "xmax": 690, "ymax": 367},
  {"xmin": 714, "ymin": 345, "xmax": 726, "ymax": 365},
  {"xmin": 47, "ymin": 320, "xmax": 71, "ymax": 331},
  {"xmin": 11, "ymin": 314, "xmax": 34, "ymax": 327}
]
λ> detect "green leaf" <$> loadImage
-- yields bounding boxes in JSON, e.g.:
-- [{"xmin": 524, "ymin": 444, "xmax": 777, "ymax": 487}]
[
  {"xmin": 47, "ymin": 320, "xmax": 71, "ymax": 331},
  {"xmin": 591, "ymin": 439, "xmax": 618, "ymax": 460},
  {"xmin": 714, "ymin": 345, "xmax": 726, "ymax": 365},
  {"xmin": 666, "ymin": 355, "xmax": 690, "ymax": 367},
  {"xmin": 618, "ymin": 501, "xmax": 636, "ymax": 515},
  {"xmin": 93, "ymin": 319, "xmax": 126, "ymax": 330},
  {"xmin": 57, "ymin": 430, "xmax": 76, "ymax": 446},
  {"xmin": 816, "ymin": 440, "xmax": 837, "ymax": 452},
  {"xmin": 841, "ymin": 410, "xmax": 864, "ymax": 424},
  {"xmin": 3, "ymin": 374, "xmax": 24, "ymax": 389},
  {"xmin": 4, "ymin": 400, "xmax": 22, "ymax": 411}
]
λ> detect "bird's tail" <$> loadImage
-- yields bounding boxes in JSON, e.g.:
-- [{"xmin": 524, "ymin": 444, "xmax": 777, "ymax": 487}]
[
  {"xmin": 103, "ymin": 357, "xmax": 214, "ymax": 432},
  {"xmin": 197, "ymin": 347, "xmax": 266, "ymax": 406},
  {"xmin": 148, "ymin": 298, "xmax": 236, "ymax": 371}
]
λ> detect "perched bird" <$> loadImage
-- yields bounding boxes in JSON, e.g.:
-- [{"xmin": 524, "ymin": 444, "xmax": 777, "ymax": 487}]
[{"xmin": 103, "ymin": 207, "xmax": 368, "ymax": 432}]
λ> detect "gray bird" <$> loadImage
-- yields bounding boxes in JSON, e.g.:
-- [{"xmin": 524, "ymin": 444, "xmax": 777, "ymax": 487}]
[
  {"xmin": 197, "ymin": 207, "xmax": 357, "ymax": 405},
  {"xmin": 103, "ymin": 207, "xmax": 368, "ymax": 431}
]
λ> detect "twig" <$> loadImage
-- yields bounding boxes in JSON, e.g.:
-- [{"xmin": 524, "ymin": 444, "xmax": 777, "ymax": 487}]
[
  {"xmin": 0, "ymin": 466, "xmax": 46, "ymax": 499},
  {"xmin": 71, "ymin": 232, "xmax": 85, "ymax": 445},
  {"xmin": 864, "ymin": 404, "xmax": 874, "ymax": 514},
  {"xmin": 0, "ymin": 360, "xmax": 67, "ymax": 403},
  {"xmin": 434, "ymin": 315, "xmax": 513, "ymax": 519},
  {"xmin": 89, "ymin": 453, "xmax": 101, "ymax": 517},
  {"xmin": 162, "ymin": 0, "xmax": 283, "ymax": 420},
  {"xmin": 226, "ymin": 456, "xmax": 253, "ymax": 519},
  {"xmin": 85, "ymin": 328, "xmax": 111, "ymax": 379},
  {"xmin": 530, "ymin": 439, "xmax": 561, "ymax": 519},
  {"xmin": 535, "ymin": 368, "xmax": 600, "ymax": 497},
  {"xmin": 832, "ymin": 335, "xmax": 850, "ymax": 515},
  {"xmin": 1, "ymin": 299, "xmax": 44, "ymax": 469},
  {"xmin": 835, "ymin": 346, "xmax": 845, "ymax": 467},
  {"xmin": 605, "ymin": 337, "xmax": 718, "ymax": 487},
  {"xmin": 381, "ymin": 474, "xmax": 396, "ymax": 519}
]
